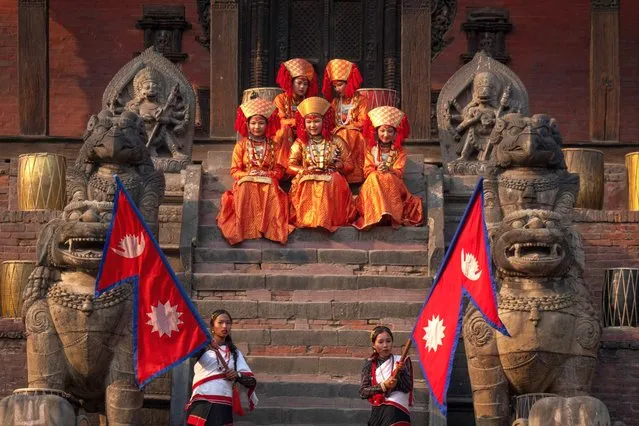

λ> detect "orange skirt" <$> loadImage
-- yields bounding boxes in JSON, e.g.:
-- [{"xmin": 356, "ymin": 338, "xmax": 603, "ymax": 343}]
[
  {"xmin": 289, "ymin": 172, "xmax": 357, "ymax": 232},
  {"xmin": 353, "ymin": 171, "xmax": 424, "ymax": 230},
  {"xmin": 217, "ymin": 180, "xmax": 292, "ymax": 245},
  {"xmin": 334, "ymin": 128, "xmax": 365, "ymax": 184}
]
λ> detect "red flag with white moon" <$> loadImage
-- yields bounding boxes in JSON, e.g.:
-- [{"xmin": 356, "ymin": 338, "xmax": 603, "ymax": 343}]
[
  {"xmin": 412, "ymin": 178, "xmax": 507, "ymax": 415},
  {"xmin": 96, "ymin": 176, "xmax": 211, "ymax": 387}
]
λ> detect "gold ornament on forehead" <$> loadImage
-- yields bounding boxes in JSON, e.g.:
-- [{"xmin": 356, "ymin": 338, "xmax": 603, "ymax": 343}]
[
  {"xmin": 297, "ymin": 97, "xmax": 331, "ymax": 118},
  {"xmin": 240, "ymin": 98, "xmax": 276, "ymax": 119},
  {"xmin": 284, "ymin": 58, "xmax": 315, "ymax": 81},
  {"xmin": 368, "ymin": 106, "xmax": 405, "ymax": 129},
  {"xmin": 325, "ymin": 59, "xmax": 354, "ymax": 82}
]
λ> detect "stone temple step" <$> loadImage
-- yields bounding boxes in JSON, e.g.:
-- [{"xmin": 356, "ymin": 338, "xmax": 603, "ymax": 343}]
[
  {"xmin": 230, "ymin": 373, "xmax": 473, "ymax": 425},
  {"xmin": 197, "ymin": 222, "xmax": 428, "ymax": 244},
  {"xmin": 193, "ymin": 272, "xmax": 432, "ymax": 292},
  {"xmin": 232, "ymin": 329, "xmax": 417, "ymax": 349},
  {"xmin": 195, "ymin": 300, "xmax": 425, "ymax": 323},
  {"xmin": 194, "ymin": 247, "xmax": 429, "ymax": 266}
]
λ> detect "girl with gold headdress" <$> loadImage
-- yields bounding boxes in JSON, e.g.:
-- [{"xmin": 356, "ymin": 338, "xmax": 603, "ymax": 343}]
[
  {"xmin": 354, "ymin": 106, "xmax": 424, "ymax": 230},
  {"xmin": 323, "ymin": 59, "xmax": 368, "ymax": 183},
  {"xmin": 217, "ymin": 98, "xmax": 293, "ymax": 245},
  {"xmin": 274, "ymin": 58, "xmax": 319, "ymax": 157},
  {"xmin": 360, "ymin": 325, "xmax": 413, "ymax": 426},
  {"xmin": 288, "ymin": 96, "xmax": 357, "ymax": 231}
]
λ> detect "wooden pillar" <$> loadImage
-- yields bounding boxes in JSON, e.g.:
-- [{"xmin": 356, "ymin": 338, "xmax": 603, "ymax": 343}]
[
  {"xmin": 401, "ymin": 0, "xmax": 430, "ymax": 139},
  {"xmin": 383, "ymin": 0, "xmax": 399, "ymax": 91},
  {"xmin": 248, "ymin": 0, "xmax": 270, "ymax": 87},
  {"xmin": 18, "ymin": 0, "xmax": 48, "ymax": 135},
  {"xmin": 590, "ymin": 0, "xmax": 620, "ymax": 141},
  {"xmin": 210, "ymin": 0, "xmax": 239, "ymax": 138}
]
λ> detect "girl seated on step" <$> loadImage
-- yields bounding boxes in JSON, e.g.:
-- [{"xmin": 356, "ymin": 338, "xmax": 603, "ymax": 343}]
[
  {"xmin": 216, "ymin": 98, "xmax": 293, "ymax": 245},
  {"xmin": 353, "ymin": 106, "xmax": 424, "ymax": 231}
]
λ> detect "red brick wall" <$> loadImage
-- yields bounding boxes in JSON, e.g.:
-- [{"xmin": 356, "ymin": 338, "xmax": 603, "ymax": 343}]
[
  {"xmin": 0, "ymin": 1, "xmax": 18, "ymax": 135},
  {"xmin": 431, "ymin": 0, "xmax": 591, "ymax": 142},
  {"xmin": 575, "ymin": 210, "xmax": 639, "ymax": 306},
  {"xmin": 619, "ymin": 5, "xmax": 639, "ymax": 142},
  {"xmin": 0, "ymin": 0, "xmax": 209, "ymax": 137},
  {"xmin": 48, "ymin": 0, "xmax": 209, "ymax": 137}
]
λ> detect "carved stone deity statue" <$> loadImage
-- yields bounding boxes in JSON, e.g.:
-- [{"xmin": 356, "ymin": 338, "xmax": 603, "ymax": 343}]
[
  {"xmin": 103, "ymin": 47, "xmax": 195, "ymax": 173},
  {"xmin": 462, "ymin": 113, "xmax": 605, "ymax": 426},
  {"xmin": 0, "ymin": 110, "xmax": 165, "ymax": 425},
  {"xmin": 437, "ymin": 51, "xmax": 529, "ymax": 175}
]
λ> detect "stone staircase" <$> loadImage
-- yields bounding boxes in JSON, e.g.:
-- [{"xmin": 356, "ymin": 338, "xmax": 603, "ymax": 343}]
[{"xmin": 175, "ymin": 151, "xmax": 474, "ymax": 425}]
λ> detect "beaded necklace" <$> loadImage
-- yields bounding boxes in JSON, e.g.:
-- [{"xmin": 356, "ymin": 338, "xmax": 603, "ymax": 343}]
[
  {"xmin": 336, "ymin": 96, "xmax": 355, "ymax": 126},
  {"xmin": 247, "ymin": 136, "xmax": 274, "ymax": 171},
  {"xmin": 306, "ymin": 136, "xmax": 329, "ymax": 170},
  {"xmin": 376, "ymin": 143, "xmax": 398, "ymax": 170}
]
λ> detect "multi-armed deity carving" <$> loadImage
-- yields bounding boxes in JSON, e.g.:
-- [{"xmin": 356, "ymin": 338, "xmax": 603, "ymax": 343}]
[
  {"xmin": 0, "ymin": 110, "xmax": 165, "ymax": 425},
  {"xmin": 103, "ymin": 47, "xmax": 195, "ymax": 173},
  {"xmin": 462, "ymin": 113, "xmax": 605, "ymax": 426},
  {"xmin": 437, "ymin": 51, "xmax": 529, "ymax": 175}
]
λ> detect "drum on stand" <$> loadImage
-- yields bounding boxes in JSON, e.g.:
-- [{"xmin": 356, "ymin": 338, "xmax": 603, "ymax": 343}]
[
  {"xmin": 1, "ymin": 261, "xmax": 36, "ymax": 318},
  {"xmin": 356, "ymin": 88, "xmax": 399, "ymax": 109},
  {"xmin": 602, "ymin": 268, "xmax": 639, "ymax": 327},
  {"xmin": 17, "ymin": 153, "xmax": 67, "ymax": 211},
  {"xmin": 562, "ymin": 148, "xmax": 604, "ymax": 209},
  {"xmin": 241, "ymin": 87, "xmax": 284, "ymax": 104}
]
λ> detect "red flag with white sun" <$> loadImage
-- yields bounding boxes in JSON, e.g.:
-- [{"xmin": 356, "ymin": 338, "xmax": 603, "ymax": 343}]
[
  {"xmin": 95, "ymin": 176, "xmax": 211, "ymax": 387},
  {"xmin": 411, "ymin": 178, "xmax": 508, "ymax": 416}
]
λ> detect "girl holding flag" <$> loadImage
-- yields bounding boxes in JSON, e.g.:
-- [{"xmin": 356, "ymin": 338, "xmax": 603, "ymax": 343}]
[
  {"xmin": 187, "ymin": 310, "xmax": 258, "ymax": 426},
  {"xmin": 359, "ymin": 325, "xmax": 413, "ymax": 426}
]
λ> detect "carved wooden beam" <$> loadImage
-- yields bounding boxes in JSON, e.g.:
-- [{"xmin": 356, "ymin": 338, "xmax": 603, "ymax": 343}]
[
  {"xmin": 18, "ymin": 0, "xmax": 48, "ymax": 135},
  {"xmin": 210, "ymin": 0, "xmax": 239, "ymax": 138},
  {"xmin": 383, "ymin": 0, "xmax": 399, "ymax": 90},
  {"xmin": 248, "ymin": 0, "xmax": 271, "ymax": 87},
  {"xmin": 401, "ymin": 0, "xmax": 431, "ymax": 139},
  {"xmin": 590, "ymin": 0, "xmax": 620, "ymax": 141}
]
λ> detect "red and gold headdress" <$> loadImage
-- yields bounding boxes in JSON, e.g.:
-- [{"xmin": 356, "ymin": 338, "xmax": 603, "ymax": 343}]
[
  {"xmin": 363, "ymin": 106, "xmax": 410, "ymax": 148},
  {"xmin": 322, "ymin": 59, "xmax": 363, "ymax": 101},
  {"xmin": 294, "ymin": 97, "xmax": 334, "ymax": 143},
  {"xmin": 276, "ymin": 58, "xmax": 319, "ymax": 98},
  {"xmin": 234, "ymin": 98, "xmax": 280, "ymax": 138}
]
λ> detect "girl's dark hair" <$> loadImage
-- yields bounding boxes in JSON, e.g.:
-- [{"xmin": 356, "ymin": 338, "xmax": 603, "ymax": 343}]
[
  {"xmin": 369, "ymin": 325, "xmax": 393, "ymax": 360},
  {"xmin": 210, "ymin": 309, "xmax": 239, "ymax": 369}
]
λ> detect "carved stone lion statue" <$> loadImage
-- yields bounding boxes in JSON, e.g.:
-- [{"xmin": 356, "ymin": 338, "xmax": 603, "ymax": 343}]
[
  {"xmin": 0, "ymin": 110, "xmax": 165, "ymax": 425},
  {"xmin": 462, "ymin": 113, "xmax": 604, "ymax": 426}
]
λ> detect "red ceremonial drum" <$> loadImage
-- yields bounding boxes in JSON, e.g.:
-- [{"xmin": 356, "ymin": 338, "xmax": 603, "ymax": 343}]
[{"xmin": 357, "ymin": 88, "xmax": 399, "ymax": 109}]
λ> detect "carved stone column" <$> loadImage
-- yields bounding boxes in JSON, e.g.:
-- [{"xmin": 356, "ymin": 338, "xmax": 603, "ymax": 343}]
[
  {"xmin": 590, "ymin": 0, "xmax": 620, "ymax": 141},
  {"xmin": 18, "ymin": 0, "xmax": 48, "ymax": 135},
  {"xmin": 383, "ymin": 0, "xmax": 399, "ymax": 90},
  {"xmin": 401, "ymin": 0, "xmax": 431, "ymax": 139},
  {"xmin": 210, "ymin": 0, "xmax": 239, "ymax": 138},
  {"xmin": 248, "ymin": 0, "xmax": 271, "ymax": 87}
]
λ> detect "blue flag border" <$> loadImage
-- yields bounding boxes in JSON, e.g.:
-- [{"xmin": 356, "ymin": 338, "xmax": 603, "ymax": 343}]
[
  {"xmin": 411, "ymin": 177, "xmax": 509, "ymax": 416},
  {"xmin": 95, "ymin": 175, "xmax": 212, "ymax": 388}
]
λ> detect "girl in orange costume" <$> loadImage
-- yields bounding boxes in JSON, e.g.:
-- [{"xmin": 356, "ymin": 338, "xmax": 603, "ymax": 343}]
[
  {"xmin": 274, "ymin": 58, "xmax": 319, "ymax": 159},
  {"xmin": 323, "ymin": 59, "xmax": 368, "ymax": 183},
  {"xmin": 217, "ymin": 98, "xmax": 292, "ymax": 245},
  {"xmin": 288, "ymin": 96, "xmax": 357, "ymax": 232},
  {"xmin": 354, "ymin": 106, "xmax": 424, "ymax": 230}
]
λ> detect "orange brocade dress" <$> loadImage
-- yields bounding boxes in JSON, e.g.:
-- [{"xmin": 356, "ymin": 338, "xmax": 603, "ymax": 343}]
[
  {"xmin": 354, "ymin": 146, "xmax": 424, "ymax": 230},
  {"xmin": 273, "ymin": 93, "xmax": 300, "ymax": 161},
  {"xmin": 217, "ymin": 137, "xmax": 292, "ymax": 245},
  {"xmin": 331, "ymin": 93, "xmax": 368, "ymax": 183},
  {"xmin": 288, "ymin": 137, "xmax": 357, "ymax": 232}
]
